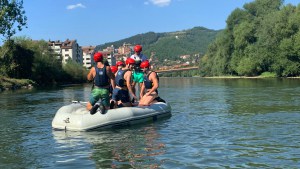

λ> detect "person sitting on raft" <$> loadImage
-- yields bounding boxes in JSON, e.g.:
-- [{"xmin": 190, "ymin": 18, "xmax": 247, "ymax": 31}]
[
  {"xmin": 111, "ymin": 58, "xmax": 137, "ymax": 108},
  {"xmin": 139, "ymin": 60, "xmax": 164, "ymax": 106},
  {"xmin": 109, "ymin": 65, "xmax": 118, "ymax": 98}
]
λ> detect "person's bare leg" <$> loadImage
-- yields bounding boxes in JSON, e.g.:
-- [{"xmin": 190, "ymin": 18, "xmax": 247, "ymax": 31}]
[{"xmin": 87, "ymin": 102, "xmax": 92, "ymax": 110}]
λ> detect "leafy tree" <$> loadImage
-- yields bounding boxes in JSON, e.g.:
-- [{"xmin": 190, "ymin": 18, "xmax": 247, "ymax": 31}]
[
  {"xmin": 201, "ymin": 0, "xmax": 300, "ymax": 77},
  {"xmin": 0, "ymin": 39, "xmax": 33, "ymax": 78},
  {"xmin": 243, "ymin": 0, "xmax": 283, "ymax": 17},
  {"xmin": 226, "ymin": 8, "xmax": 250, "ymax": 32},
  {"xmin": 0, "ymin": 0, "xmax": 27, "ymax": 41},
  {"xmin": 63, "ymin": 60, "xmax": 88, "ymax": 83},
  {"xmin": 1, "ymin": 37, "xmax": 88, "ymax": 85}
]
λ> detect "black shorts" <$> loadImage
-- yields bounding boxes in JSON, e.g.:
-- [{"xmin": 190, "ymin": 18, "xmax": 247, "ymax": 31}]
[{"xmin": 112, "ymin": 88, "xmax": 130, "ymax": 103}]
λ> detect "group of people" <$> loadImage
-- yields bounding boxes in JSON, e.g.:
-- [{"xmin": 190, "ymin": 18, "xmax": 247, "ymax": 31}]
[{"xmin": 86, "ymin": 45, "xmax": 162, "ymax": 115}]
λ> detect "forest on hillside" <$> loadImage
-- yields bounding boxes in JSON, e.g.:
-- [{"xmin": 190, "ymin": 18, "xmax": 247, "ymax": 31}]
[
  {"xmin": 95, "ymin": 27, "xmax": 220, "ymax": 62},
  {"xmin": 200, "ymin": 0, "xmax": 300, "ymax": 77}
]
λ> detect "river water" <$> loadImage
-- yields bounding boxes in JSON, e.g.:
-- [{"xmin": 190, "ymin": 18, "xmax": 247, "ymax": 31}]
[{"xmin": 0, "ymin": 78, "xmax": 300, "ymax": 168}]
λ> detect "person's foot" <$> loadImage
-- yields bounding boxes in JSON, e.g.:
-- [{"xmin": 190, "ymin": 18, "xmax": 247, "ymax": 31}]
[
  {"xmin": 110, "ymin": 101, "xmax": 115, "ymax": 109},
  {"xmin": 99, "ymin": 103, "xmax": 106, "ymax": 114},
  {"xmin": 90, "ymin": 103, "xmax": 100, "ymax": 115}
]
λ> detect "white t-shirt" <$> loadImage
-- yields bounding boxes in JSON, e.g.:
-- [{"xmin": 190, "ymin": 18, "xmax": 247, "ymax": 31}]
[{"xmin": 130, "ymin": 53, "xmax": 147, "ymax": 62}]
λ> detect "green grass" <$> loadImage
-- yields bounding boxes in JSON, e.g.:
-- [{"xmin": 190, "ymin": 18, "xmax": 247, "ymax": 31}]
[
  {"xmin": 259, "ymin": 72, "xmax": 277, "ymax": 78},
  {"xmin": 0, "ymin": 76, "xmax": 35, "ymax": 91}
]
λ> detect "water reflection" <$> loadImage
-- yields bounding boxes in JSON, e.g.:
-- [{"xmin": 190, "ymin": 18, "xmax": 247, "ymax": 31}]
[
  {"xmin": 2, "ymin": 78, "xmax": 300, "ymax": 168},
  {"xmin": 52, "ymin": 124, "xmax": 166, "ymax": 168}
]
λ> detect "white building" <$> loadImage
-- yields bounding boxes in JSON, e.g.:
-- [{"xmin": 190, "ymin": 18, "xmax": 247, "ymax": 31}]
[
  {"xmin": 49, "ymin": 39, "xmax": 83, "ymax": 65},
  {"xmin": 82, "ymin": 46, "xmax": 95, "ymax": 68},
  {"xmin": 48, "ymin": 40, "xmax": 63, "ymax": 61},
  {"xmin": 61, "ymin": 39, "xmax": 83, "ymax": 65}
]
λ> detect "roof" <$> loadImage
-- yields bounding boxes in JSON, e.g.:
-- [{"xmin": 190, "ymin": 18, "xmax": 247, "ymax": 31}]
[
  {"xmin": 61, "ymin": 39, "xmax": 76, "ymax": 49},
  {"xmin": 82, "ymin": 46, "xmax": 95, "ymax": 54}
]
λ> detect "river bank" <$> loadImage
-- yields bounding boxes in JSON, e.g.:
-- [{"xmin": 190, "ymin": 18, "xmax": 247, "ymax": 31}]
[
  {"xmin": 0, "ymin": 76, "xmax": 35, "ymax": 92},
  {"xmin": 2, "ymin": 75, "xmax": 300, "ymax": 92}
]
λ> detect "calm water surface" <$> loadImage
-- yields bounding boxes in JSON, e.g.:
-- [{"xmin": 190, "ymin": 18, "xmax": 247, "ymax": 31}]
[{"xmin": 0, "ymin": 78, "xmax": 300, "ymax": 168}]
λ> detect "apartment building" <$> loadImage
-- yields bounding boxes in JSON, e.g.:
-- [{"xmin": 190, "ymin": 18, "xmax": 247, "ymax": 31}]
[
  {"xmin": 114, "ymin": 43, "xmax": 134, "ymax": 61},
  {"xmin": 95, "ymin": 45, "xmax": 117, "ymax": 66},
  {"xmin": 48, "ymin": 40, "xmax": 139, "ymax": 68},
  {"xmin": 48, "ymin": 39, "xmax": 83, "ymax": 65},
  {"xmin": 82, "ymin": 46, "xmax": 95, "ymax": 68},
  {"xmin": 93, "ymin": 50, "xmax": 116, "ymax": 66},
  {"xmin": 48, "ymin": 40, "xmax": 63, "ymax": 61},
  {"xmin": 61, "ymin": 39, "xmax": 83, "ymax": 65}
]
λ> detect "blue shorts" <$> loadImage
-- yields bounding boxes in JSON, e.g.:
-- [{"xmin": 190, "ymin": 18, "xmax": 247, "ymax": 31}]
[{"xmin": 112, "ymin": 88, "xmax": 130, "ymax": 103}]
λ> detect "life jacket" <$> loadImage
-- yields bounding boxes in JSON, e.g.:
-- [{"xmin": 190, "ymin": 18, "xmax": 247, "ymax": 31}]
[
  {"xmin": 144, "ymin": 71, "xmax": 159, "ymax": 93},
  {"xmin": 94, "ymin": 66, "xmax": 110, "ymax": 87},
  {"xmin": 115, "ymin": 69, "xmax": 128, "ymax": 87}
]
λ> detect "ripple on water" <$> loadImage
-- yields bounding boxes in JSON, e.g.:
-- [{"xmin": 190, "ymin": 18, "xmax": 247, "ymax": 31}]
[{"xmin": 2, "ymin": 79, "xmax": 300, "ymax": 168}]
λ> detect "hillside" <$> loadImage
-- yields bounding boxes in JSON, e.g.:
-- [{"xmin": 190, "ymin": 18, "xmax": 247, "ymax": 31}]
[{"xmin": 95, "ymin": 26, "xmax": 221, "ymax": 62}]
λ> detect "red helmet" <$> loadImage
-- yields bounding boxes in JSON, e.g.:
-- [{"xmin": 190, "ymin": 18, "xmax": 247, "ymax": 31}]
[
  {"xmin": 134, "ymin": 45, "xmax": 142, "ymax": 53},
  {"xmin": 94, "ymin": 52, "xmax": 103, "ymax": 62},
  {"xmin": 110, "ymin": 66, "xmax": 118, "ymax": 73},
  {"xmin": 126, "ymin": 58, "xmax": 135, "ymax": 65},
  {"xmin": 140, "ymin": 60, "xmax": 150, "ymax": 69},
  {"xmin": 116, "ymin": 61, "xmax": 125, "ymax": 67}
]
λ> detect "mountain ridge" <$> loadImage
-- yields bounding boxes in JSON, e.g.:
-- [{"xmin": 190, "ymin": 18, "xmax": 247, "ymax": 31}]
[{"xmin": 95, "ymin": 26, "xmax": 221, "ymax": 62}]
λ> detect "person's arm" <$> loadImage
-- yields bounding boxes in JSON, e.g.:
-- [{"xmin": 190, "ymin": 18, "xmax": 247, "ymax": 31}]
[
  {"xmin": 145, "ymin": 72, "xmax": 158, "ymax": 95},
  {"xmin": 87, "ymin": 67, "xmax": 95, "ymax": 81},
  {"xmin": 140, "ymin": 81, "xmax": 145, "ymax": 99},
  {"xmin": 106, "ymin": 66, "xmax": 116, "ymax": 89},
  {"xmin": 125, "ymin": 71, "xmax": 137, "ymax": 99}
]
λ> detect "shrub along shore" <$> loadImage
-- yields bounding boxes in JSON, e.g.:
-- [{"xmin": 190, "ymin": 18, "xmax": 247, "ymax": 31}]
[{"xmin": 0, "ymin": 76, "xmax": 35, "ymax": 91}]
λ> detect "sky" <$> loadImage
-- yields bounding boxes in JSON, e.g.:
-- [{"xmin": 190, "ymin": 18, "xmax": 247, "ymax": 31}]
[{"xmin": 7, "ymin": 0, "xmax": 300, "ymax": 47}]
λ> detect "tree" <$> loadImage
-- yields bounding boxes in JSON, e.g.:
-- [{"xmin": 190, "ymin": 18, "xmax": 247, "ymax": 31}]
[
  {"xmin": 243, "ymin": 0, "xmax": 283, "ymax": 17},
  {"xmin": 199, "ymin": 0, "xmax": 300, "ymax": 77},
  {"xmin": 0, "ymin": 37, "xmax": 35, "ymax": 78},
  {"xmin": 0, "ymin": 0, "xmax": 27, "ymax": 41}
]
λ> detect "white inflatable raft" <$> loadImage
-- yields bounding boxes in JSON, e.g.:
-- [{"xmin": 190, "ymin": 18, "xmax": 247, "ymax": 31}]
[{"xmin": 52, "ymin": 101, "xmax": 171, "ymax": 131}]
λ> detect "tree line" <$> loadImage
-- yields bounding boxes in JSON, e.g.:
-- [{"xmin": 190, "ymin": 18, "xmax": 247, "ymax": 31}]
[
  {"xmin": 200, "ymin": 0, "xmax": 300, "ymax": 77},
  {"xmin": 0, "ymin": 1, "xmax": 87, "ymax": 86},
  {"xmin": 0, "ymin": 38, "xmax": 88, "ymax": 86},
  {"xmin": 4, "ymin": 0, "xmax": 300, "ymax": 81}
]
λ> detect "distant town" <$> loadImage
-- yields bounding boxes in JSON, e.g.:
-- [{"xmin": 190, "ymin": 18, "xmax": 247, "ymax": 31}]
[{"xmin": 48, "ymin": 39, "xmax": 199, "ymax": 70}]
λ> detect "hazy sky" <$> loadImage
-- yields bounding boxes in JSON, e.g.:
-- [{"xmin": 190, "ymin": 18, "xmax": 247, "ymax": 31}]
[{"xmin": 7, "ymin": 0, "xmax": 300, "ymax": 46}]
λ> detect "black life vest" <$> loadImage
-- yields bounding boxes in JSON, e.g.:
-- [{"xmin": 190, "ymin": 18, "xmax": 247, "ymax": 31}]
[
  {"xmin": 94, "ymin": 66, "xmax": 109, "ymax": 87},
  {"xmin": 115, "ymin": 69, "xmax": 128, "ymax": 87},
  {"xmin": 144, "ymin": 71, "xmax": 159, "ymax": 92}
]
